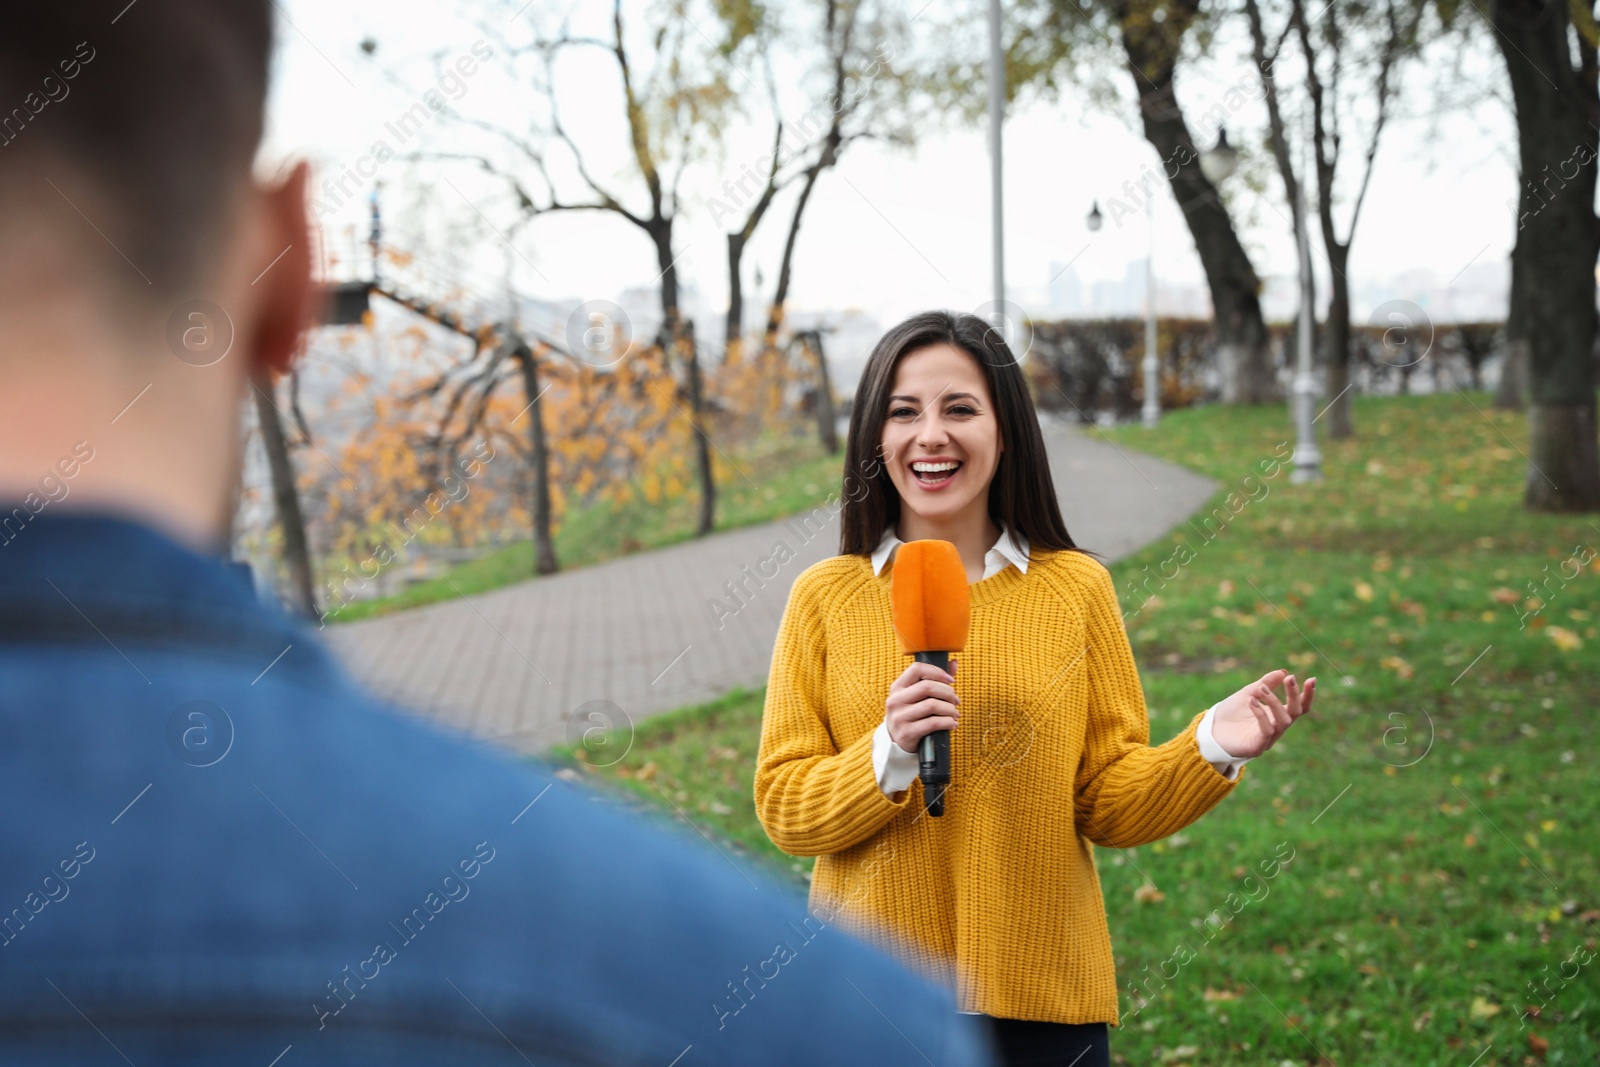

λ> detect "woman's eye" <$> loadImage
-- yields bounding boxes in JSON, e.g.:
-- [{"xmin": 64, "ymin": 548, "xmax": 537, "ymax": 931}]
[{"xmin": 889, "ymin": 404, "xmax": 972, "ymax": 415}]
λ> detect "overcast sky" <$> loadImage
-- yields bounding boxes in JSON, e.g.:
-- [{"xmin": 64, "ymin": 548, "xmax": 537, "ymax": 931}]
[{"xmin": 263, "ymin": 0, "xmax": 1527, "ymax": 332}]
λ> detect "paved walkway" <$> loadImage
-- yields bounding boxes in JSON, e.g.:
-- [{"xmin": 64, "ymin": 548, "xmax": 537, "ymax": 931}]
[{"xmin": 325, "ymin": 416, "xmax": 1217, "ymax": 756}]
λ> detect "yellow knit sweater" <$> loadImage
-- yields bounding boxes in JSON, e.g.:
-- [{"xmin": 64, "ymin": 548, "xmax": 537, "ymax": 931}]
[{"xmin": 753, "ymin": 547, "xmax": 1243, "ymax": 1026}]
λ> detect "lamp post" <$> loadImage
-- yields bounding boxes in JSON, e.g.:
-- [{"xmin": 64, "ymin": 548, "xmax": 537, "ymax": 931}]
[
  {"xmin": 987, "ymin": 0, "xmax": 1005, "ymax": 325},
  {"xmin": 1201, "ymin": 125, "xmax": 1320, "ymax": 482},
  {"xmin": 1287, "ymin": 107, "xmax": 1324, "ymax": 484},
  {"xmin": 1086, "ymin": 175, "xmax": 1161, "ymax": 428}
]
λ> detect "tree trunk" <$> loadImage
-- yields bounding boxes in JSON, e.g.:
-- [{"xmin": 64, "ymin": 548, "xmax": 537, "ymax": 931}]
[
  {"xmin": 513, "ymin": 341, "xmax": 559, "ymax": 575},
  {"xmin": 1491, "ymin": 0, "xmax": 1600, "ymax": 510},
  {"xmin": 653, "ymin": 218, "xmax": 717, "ymax": 535},
  {"xmin": 1494, "ymin": 337, "xmax": 1529, "ymax": 409},
  {"xmin": 1323, "ymin": 225, "xmax": 1355, "ymax": 439},
  {"xmin": 724, "ymin": 125, "xmax": 785, "ymax": 369},
  {"xmin": 683, "ymin": 322, "xmax": 716, "ymax": 535},
  {"xmin": 763, "ymin": 169, "xmax": 817, "ymax": 354},
  {"xmin": 251, "ymin": 367, "xmax": 318, "ymax": 618},
  {"xmin": 1117, "ymin": 0, "xmax": 1276, "ymax": 405},
  {"xmin": 726, "ymin": 230, "xmax": 747, "ymax": 365},
  {"xmin": 801, "ymin": 331, "xmax": 840, "ymax": 454},
  {"xmin": 1527, "ymin": 401, "xmax": 1600, "ymax": 509}
]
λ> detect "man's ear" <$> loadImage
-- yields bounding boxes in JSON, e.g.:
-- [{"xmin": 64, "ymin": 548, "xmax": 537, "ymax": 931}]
[{"xmin": 251, "ymin": 161, "xmax": 316, "ymax": 378}]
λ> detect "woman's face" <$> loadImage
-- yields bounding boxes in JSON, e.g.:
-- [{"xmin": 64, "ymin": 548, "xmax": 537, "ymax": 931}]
[{"xmin": 878, "ymin": 343, "xmax": 1001, "ymax": 528}]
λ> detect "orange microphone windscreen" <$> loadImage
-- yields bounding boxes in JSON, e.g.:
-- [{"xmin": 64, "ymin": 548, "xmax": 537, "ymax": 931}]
[{"xmin": 890, "ymin": 539, "xmax": 971, "ymax": 654}]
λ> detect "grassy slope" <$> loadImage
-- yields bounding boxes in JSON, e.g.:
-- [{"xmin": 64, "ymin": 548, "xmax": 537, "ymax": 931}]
[
  {"xmin": 330, "ymin": 434, "xmax": 844, "ymax": 622},
  {"xmin": 545, "ymin": 393, "xmax": 1600, "ymax": 1066}
]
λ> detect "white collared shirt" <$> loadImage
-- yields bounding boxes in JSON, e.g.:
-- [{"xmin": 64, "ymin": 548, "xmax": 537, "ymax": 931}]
[
  {"xmin": 869, "ymin": 524, "xmax": 1032, "ymax": 581},
  {"xmin": 868, "ymin": 525, "xmax": 1247, "ymax": 796}
]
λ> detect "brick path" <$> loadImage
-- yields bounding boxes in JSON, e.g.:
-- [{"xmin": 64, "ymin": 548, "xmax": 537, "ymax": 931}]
[{"xmin": 325, "ymin": 416, "xmax": 1216, "ymax": 756}]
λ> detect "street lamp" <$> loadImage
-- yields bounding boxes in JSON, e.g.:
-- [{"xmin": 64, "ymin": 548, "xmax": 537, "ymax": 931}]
[
  {"xmin": 1200, "ymin": 128, "xmax": 1239, "ymax": 185},
  {"xmin": 1086, "ymin": 177, "xmax": 1161, "ymax": 428},
  {"xmin": 1287, "ymin": 108, "xmax": 1323, "ymax": 483}
]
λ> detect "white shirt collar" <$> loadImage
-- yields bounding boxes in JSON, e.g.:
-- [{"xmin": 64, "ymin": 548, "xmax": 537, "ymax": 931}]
[{"xmin": 870, "ymin": 525, "xmax": 1031, "ymax": 579}]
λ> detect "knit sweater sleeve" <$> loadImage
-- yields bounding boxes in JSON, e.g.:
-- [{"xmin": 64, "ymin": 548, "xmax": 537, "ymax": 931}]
[
  {"xmin": 1070, "ymin": 558, "xmax": 1241, "ymax": 848},
  {"xmin": 754, "ymin": 567, "xmax": 916, "ymax": 857}
]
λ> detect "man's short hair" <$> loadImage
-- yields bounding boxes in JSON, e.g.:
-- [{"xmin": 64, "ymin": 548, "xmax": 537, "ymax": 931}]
[{"xmin": 0, "ymin": 3, "xmax": 273, "ymax": 299}]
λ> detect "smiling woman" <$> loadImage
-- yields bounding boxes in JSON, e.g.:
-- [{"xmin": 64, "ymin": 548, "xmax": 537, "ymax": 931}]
[{"xmin": 754, "ymin": 309, "xmax": 1316, "ymax": 1067}]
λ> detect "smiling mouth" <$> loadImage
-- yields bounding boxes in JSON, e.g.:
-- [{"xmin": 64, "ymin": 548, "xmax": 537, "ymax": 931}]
[{"xmin": 910, "ymin": 460, "xmax": 962, "ymax": 487}]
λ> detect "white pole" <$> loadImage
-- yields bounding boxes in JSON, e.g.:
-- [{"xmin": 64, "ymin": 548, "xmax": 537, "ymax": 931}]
[
  {"xmin": 1290, "ymin": 99, "xmax": 1323, "ymax": 483},
  {"xmin": 987, "ymin": 0, "xmax": 1006, "ymax": 338},
  {"xmin": 1142, "ymin": 176, "xmax": 1160, "ymax": 428}
]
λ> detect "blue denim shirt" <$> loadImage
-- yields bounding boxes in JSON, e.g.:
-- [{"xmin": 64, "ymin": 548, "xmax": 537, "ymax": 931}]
[{"xmin": 0, "ymin": 510, "xmax": 997, "ymax": 1066}]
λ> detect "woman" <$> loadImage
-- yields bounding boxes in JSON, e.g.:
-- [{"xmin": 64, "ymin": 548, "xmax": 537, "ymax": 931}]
[{"xmin": 753, "ymin": 310, "xmax": 1316, "ymax": 1067}]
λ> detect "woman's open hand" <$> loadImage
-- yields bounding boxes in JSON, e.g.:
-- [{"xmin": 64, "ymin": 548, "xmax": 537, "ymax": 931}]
[
  {"xmin": 885, "ymin": 658, "xmax": 960, "ymax": 754},
  {"xmin": 1211, "ymin": 669, "xmax": 1316, "ymax": 759}
]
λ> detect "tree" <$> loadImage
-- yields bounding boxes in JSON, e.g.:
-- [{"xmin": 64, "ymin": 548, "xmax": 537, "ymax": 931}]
[
  {"xmin": 1489, "ymin": 0, "xmax": 1600, "ymax": 510},
  {"xmin": 375, "ymin": 278, "xmax": 563, "ymax": 576},
  {"xmin": 1113, "ymin": 0, "xmax": 1278, "ymax": 404},
  {"xmin": 974, "ymin": 0, "xmax": 1279, "ymax": 403},
  {"xmin": 705, "ymin": 0, "xmax": 914, "ymax": 444},
  {"xmin": 517, "ymin": 0, "xmax": 746, "ymax": 535},
  {"xmin": 251, "ymin": 365, "xmax": 319, "ymax": 616},
  {"xmin": 1244, "ymin": 0, "xmax": 1422, "ymax": 438},
  {"xmin": 756, "ymin": 0, "xmax": 914, "ymax": 361}
]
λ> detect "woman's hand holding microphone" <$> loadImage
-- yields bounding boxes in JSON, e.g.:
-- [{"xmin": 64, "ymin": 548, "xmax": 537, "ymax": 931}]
[{"xmin": 885, "ymin": 657, "xmax": 960, "ymax": 754}]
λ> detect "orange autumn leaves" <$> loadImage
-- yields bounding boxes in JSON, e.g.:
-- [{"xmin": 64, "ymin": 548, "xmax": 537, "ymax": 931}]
[{"xmin": 299, "ymin": 317, "xmax": 815, "ymax": 567}]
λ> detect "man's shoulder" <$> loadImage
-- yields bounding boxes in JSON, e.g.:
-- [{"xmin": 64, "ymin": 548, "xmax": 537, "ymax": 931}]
[{"xmin": 0, "ymin": 640, "xmax": 993, "ymax": 1065}]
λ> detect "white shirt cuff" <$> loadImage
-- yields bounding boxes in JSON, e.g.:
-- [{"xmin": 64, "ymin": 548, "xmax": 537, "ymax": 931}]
[
  {"xmin": 1196, "ymin": 703, "xmax": 1248, "ymax": 781},
  {"xmin": 873, "ymin": 721, "xmax": 922, "ymax": 796}
]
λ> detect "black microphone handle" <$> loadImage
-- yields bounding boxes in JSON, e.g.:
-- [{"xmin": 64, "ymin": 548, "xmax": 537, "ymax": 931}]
[{"xmin": 914, "ymin": 650, "xmax": 952, "ymax": 817}]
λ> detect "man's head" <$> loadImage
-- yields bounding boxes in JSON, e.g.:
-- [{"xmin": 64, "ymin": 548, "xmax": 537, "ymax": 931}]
[{"xmin": 0, "ymin": 2, "xmax": 315, "ymax": 551}]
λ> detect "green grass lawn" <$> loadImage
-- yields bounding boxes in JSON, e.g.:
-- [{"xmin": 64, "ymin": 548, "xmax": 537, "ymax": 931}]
[
  {"xmin": 330, "ymin": 431, "xmax": 844, "ymax": 622},
  {"xmin": 545, "ymin": 392, "xmax": 1600, "ymax": 1066}
]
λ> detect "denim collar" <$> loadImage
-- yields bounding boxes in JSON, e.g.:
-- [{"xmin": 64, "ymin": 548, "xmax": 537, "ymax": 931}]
[{"xmin": 0, "ymin": 506, "xmax": 343, "ymax": 686}]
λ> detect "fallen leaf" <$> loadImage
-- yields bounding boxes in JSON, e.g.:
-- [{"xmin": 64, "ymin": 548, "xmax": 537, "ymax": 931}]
[
  {"xmin": 1354, "ymin": 580, "xmax": 1375, "ymax": 602},
  {"xmin": 1470, "ymin": 996, "xmax": 1500, "ymax": 1019},
  {"xmin": 1380, "ymin": 655, "xmax": 1415, "ymax": 679},
  {"xmin": 1545, "ymin": 626, "xmax": 1583, "ymax": 651},
  {"xmin": 1490, "ymin": 587, "xmax": 1520, "ymax": 605},
  {"xmin": 1134, "ymin": 882, "xmax": 1165, "ymax": 904},
  {"xmin": 1529, "ymin": 1033, "xmax": 1550, "ymax": 1058}
]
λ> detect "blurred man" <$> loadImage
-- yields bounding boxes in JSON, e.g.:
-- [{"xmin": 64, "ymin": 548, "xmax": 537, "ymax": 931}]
[{"xmin": 0, "ymin": 5, "xmax": 996, "ymax": 1064}]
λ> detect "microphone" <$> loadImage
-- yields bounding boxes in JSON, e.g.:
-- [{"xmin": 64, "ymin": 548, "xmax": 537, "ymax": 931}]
[{"xmin": 889, "ymin": 539, "xmax": 971, "ymax": 817}]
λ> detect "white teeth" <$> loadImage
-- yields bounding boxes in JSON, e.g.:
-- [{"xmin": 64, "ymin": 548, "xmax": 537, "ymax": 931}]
[{"xmin": 912, "ymin": 461, "xmax": 960, "ymax": 473}]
